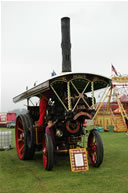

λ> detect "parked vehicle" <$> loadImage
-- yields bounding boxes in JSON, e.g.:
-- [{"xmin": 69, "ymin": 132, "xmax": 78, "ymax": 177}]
[
  {"xmin": 0, "ymin": 113, "xmax": 16, "ymax": 127},
  {"xmin": 6, "ymin": 121, "xmax": 16, "ymax": 128},
  {"xmin": 13, "ymin": 17, "xmax": 111, "ymax": 171}
]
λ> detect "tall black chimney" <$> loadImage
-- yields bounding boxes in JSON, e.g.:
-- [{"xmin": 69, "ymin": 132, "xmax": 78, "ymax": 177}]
[{"xmin": 61, "ymin": 17, "xmax": 71, "ymax": 72}]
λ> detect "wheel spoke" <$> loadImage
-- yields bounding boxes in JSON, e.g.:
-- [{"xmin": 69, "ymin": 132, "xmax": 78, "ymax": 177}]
[
  {"xmin": 18, "ymin": 138, "xmax": 24, "ymax": 142},
  {"xmin": 91, "ymin": 144, "xmax": 97, "ymax": 152},
  {"xmin": 18, "ymin": 127, "xmax": 24, "ymax": 133},
  {"xmin": 91, "ymin": 153, "xmax": 96, "ymax": 163},
  {"xmin": 19, "ymin": 144, "xmax": 24, "ymax": 153}
]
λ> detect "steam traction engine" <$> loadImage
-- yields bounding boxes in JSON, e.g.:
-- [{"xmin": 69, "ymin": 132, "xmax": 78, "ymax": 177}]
[{"xmin": 13, "ymin": 17, "xmax": 111, "ymax": 170}]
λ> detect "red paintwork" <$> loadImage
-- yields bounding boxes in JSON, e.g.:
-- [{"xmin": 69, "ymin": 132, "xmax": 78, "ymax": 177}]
[
  {"xmin": 7, "ymin": 113, "xmax": 16, "ymax": 121},
  {"xmin": 42, "ymin": 136, "xmax": 47, "ymax": 169},
  {"xmin": 88, "ymin": 134, "xmax": 97, "ymax": 166},
  {"xmin": 38, "ymin": 95, "xmax": 48, "ymax": 127},
  {"xmin": 16, "ymin": 117, "xmax": 24, "ymax": 159}
]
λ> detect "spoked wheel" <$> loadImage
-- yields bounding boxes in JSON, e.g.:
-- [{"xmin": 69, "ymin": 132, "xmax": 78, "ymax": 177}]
[
  {"xmin": 42, "ymin": 133, "xmax": 54, "ymax": 171},
  {"xmin": 15, "ymin": 114, "xmax": 35, "ymax": 160},
  {"xmin": 16, "ymin": 115, "xmax": 27, "ymax": 159},
  {"xmin": 24, "ymin": 114, "xmax": 35, "ymax": 159},
  {"xmin": 87, "ymin": 129, "xmax": 104, "ymax": 168}
]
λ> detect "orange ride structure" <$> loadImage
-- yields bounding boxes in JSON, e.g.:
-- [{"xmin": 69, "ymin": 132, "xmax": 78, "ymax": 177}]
[{"xmin": 93, "ymin": 76, "xmax": 128, "ymax": 132}]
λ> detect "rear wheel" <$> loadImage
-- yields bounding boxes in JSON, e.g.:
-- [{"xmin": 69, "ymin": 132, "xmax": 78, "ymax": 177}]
[
  {"xmin": 15, "ymin": 114, "xmax": 35, "ymax": 160},
  {"xmin": 87, "ymin": 129, "xmax": 103, "ymax": 167},
  {"xmin": 16, "ymin": 115, "xmax": 28, "ymax": 159},
  {"xmin": 42, "ymin": 133, "xmax": 54, "ymax": 170},
  {"xmin": 24, "ymin": 114, "xmax": 35, "ymax": 159}
]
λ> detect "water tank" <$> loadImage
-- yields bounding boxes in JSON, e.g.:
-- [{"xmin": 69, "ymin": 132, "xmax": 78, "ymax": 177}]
[{"xmin": 0, "ymin": 130, "xmax": 13, "ymax": 150}]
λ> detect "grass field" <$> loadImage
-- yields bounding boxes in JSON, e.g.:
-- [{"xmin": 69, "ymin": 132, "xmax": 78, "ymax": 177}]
[{"xmin": 0, "ymin": 128, "xmax": 128, "ymax": 193}]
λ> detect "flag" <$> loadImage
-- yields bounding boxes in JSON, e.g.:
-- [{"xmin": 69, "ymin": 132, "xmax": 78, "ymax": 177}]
[
  {"xmin": 112, "ymin": 64, "xmax": 118, "ymax": 76},
  {"xmin": 51, "ymin": 70, "xmax": 56, "ymax": 77}
]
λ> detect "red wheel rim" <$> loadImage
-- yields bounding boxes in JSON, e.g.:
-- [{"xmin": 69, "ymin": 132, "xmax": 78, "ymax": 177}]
[
  {"xmin": 16, "ymin": 117, "xmax": 25, "ymax": 159},
  {"xmin": 88, "ymin": 134, "xmax": 97, "ymax": 166},
  {"xmin": 42, "ymin": 137, "xmax": 47, "ymax": 169}
]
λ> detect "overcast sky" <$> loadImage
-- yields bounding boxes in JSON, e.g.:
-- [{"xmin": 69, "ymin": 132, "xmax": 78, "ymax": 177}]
[{"xmin": 1, "ymin": 1, "xmax": 128, "ymax": 112}]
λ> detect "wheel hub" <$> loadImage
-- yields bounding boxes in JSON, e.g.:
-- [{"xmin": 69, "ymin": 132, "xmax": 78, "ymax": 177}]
[{"xmin": 66, "ymin": 120, "xmax": 80, "ymax": 133}]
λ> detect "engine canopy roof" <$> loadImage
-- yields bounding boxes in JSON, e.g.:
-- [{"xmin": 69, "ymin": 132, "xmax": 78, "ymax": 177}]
[{"xmin": 13, "ymin": 72, "xmax": 111, "ymax": 103}]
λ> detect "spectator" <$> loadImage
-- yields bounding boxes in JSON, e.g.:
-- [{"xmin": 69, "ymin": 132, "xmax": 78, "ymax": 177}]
[{"xmin": 45, "ymin": 116, "xmax": 57, "ymax": 143}]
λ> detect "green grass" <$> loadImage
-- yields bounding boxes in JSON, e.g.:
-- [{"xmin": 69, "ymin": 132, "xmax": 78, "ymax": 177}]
[{"xmin": 0, "ymin": 128, "xmax": 128, "ymax": 193}]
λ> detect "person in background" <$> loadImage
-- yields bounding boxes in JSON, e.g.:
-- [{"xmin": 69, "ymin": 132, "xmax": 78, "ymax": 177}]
[{"xmin": 45, "ymin": 116, "xmax": 57, "ymax": 143}]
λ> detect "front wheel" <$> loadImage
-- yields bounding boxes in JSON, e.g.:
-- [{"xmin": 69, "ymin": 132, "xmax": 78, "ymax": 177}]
[
  {"xmin": 87, "ymin": 129, "xmax": 104, "ymax": 167},
  {"xmin": 42, "ymin": 133, "xmax": 54, "ymax": 171}
]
